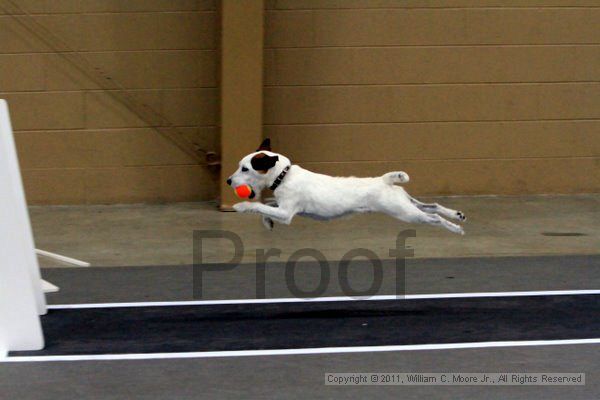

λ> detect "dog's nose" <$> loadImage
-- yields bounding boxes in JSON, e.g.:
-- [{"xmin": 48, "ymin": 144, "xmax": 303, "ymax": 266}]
[{"xmin": 226, "ymin": 178, "xmax": 232, "ymax": 186}]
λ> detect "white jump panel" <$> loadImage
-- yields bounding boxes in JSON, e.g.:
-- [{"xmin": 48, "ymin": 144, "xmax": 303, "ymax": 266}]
[{"xmin": 0, "ymin": 99, "xmax": 45, "ymax": 355}]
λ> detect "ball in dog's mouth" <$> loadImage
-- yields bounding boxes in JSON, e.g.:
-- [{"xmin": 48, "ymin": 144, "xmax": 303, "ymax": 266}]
[{"xmin": 234, "ymin": 185, "xmax": 255, "ymax": 199}]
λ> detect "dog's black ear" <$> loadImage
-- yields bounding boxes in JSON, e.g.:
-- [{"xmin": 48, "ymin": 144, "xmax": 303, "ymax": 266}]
[
  {"xmin": 251, "ymin": 153, "xmax": 279, "ymax": 173},
  {"xmin": 257, "ymin": 138, "xmax": 271, "ymax": 152}
]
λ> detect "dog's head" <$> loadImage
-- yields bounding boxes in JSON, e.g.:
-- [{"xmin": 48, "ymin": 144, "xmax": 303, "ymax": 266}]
[{"xmin": 226, "ymin": 138, "xmax": 290, "ymax": 198}]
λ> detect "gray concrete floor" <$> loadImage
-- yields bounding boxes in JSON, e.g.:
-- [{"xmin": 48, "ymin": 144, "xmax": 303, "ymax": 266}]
[
  {"xmin": 3, "ymin": 345, "xmax": 599, "ymax": 400},
  {"xmin": 5, "ymin": 256, "xmax": 600, "ymax": 400},
  {"xmin": 40, "ymin": 255, "xmax": 600, "ymax": 303},
  {"xmin": 5, "ymin": 195, "xmax": 600, "ymax": 399},
  {"xmin": 30, "ymin": 194, "xmax": 600, "ymax": 267}
]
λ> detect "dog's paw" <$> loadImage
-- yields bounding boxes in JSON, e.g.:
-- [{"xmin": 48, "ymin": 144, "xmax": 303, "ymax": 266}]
[
  {"xmin": 261, "ymin": 216, "xmax": 274, "ymax": 231},
  {"xmin": 398, "ymin": 172, "xmax": 410, "ymax": 183},
  {"xmin": 456, "ymin": 211, "xmax": 467, "ymax": 221},
  {"xmin": 449, "ymin": 223, "xmax": 465, "ymax": 235},
  {"xmin": 233, "ymin": 202, "xmax": 255, "ymax": 213}
]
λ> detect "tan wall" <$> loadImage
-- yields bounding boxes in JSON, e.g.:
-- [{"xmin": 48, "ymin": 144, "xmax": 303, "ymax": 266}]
[
  {"xmin": 264, "ymin": 0, "xmax": 600, "ymax": 195},
  {"xmin": 219, "ymin": 0, "xmax": 264, "ymax": 209},
  {"xmin": 1, "ymin": 0, "xmax": 219, "ymax": 204},
  {"xmin": 2, "ymin": 1, "xmax": 599, "ymax": 204}
]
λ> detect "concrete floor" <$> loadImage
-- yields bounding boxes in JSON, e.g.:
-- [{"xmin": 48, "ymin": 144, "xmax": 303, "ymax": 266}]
[
  {"xmin": 5, "ymin": 194, "xmax": 599, "ymax": 399},
  {"xmin": 39, "ymin": 255, "xmax": 600, "ymax": 303},
  {"xmin": 3, "ymin": 345, "xmax": 599, "ymax": 400},
  {"xmin": 4, "ymin": 256, "xmax": 600, "ymax": 400},
  {"xmin": 30, "ymin": 194, "xmax": 600, "ymax": 267}
]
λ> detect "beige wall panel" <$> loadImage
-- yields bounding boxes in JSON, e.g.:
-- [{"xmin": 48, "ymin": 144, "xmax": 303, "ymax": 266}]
[
  {"xmin": 265, "ymin": 2, "xmax": 600, "ymax": 196},
  {"xmin": 40, "ymin": 0, "xmax": 215, "ymax": 13},
  {"xmin": 266, "ymin": 46, "xmax": 600, "ymax": 85},
  {"xmin": 45, "ymin": 51, "xmax": 216, "ymax": 90},
  {"xmin": 0, "ymin": 54, "xmax": 45, "ymax": 91},
  {"xmin": 266, "ymin": 8, "xmax": 600, "ymax": 47},
  {"xmin": 14, "ymin": 127, "xmax": 218, "ymax": 169},
  {"xmin": 84, "ymin": 90, "xmax": 160, "ymax": 129},
  {"xmin": 0, "ymin": 0, "xmax": 45, "ymax": 14},
  {"xmin": 98, "ymin": 50, "xmax": 217, "ymax": 89},
  {"xmin": 85, "ymin": 167, "xmax": 177, "ymax": 203},
  {"xmin": 9, "ymin": 0, "xmax": 212, "ymax": 15},
  {"xmin": 179, "ymin": 126, "xmax": 219, "ymax": 155},
  {"xmin": 4, "ymin": 1, "xmax": 595, "ymax": 202},
  {"xmin": 161, "ymin": 88, "xmax": 218, "ymax": 126},
  {"xmin": 265, "ymin": 83, "xmax": 600, "ymax": 124},
  {"xmin": 265, "ymin": 11, "xmax": 315, "ymax": 48},
  {"xmin": 82, "ymin": 165, "xmax": 215, "ymax": 204},
  {"xmin": 1, "ymin": 12, "xmax": 216, "ymax": 53},
  {"xmin": 0, "ymin": 16, "xmax": 50, "ymax": 53},
  {"xmin": 153, "ymin": 165, "xmax": 217, "ymax": 203},
  {"xmin": 85, "ymin": 89, "xmax": 217, "ymax": 129},
  {"xmin": 20, "ymin": 168, "xmax": 87, "ymax": 204},
  {"xmin": 302, "ymin": 158, "xmax": 600, "ymax": 195},
  {"xmin": 74, "ymin": 14, "xmax": 160, "ymax": 51},
  {"xmin": 0, "ymin": 92, "xmax": 84, "ymax": 130},
  {"xmin": 22, "ymin": 165, "xmax": 216, "ymax": 205},
  {"xmin": 43, "ymin": 53, "xmax": 103, "ymax": 91},
  {"xmin": 14, "ymin": 12, "xmax": 223, "ymax": 53},
  {"xmin": 267, "ymin": 1, "xmax": 600, "ymax": 10},
  {"xmin": 0, "ymin": 2, "xmax": 219, "ymax": 204},
  {"xmin": 267, "ymin": 120, "xmax": 600, "ymax": 162},
  {"xmin": 155, "ymin": 12, "xmax": 216, "ymax": 51}
]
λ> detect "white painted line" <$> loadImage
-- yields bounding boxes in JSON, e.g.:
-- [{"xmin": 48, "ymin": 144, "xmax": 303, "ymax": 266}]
[
  {"xmin": 36, "ymin": 249, "xmax": 90, "ymax": 267},
  {"xmin": 48, "ymin": 290, "xmax": 600, "ymax": 310},
  {"xmin": 3, "ymin": 338, "xmax": 600, "ymax": 363}
]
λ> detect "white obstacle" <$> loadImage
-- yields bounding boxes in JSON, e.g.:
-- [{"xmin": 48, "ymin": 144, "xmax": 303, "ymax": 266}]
[
  {"xmin": 0, "ymin": 99, "xmax": 45, "ymax": 355},
  {"xmin": 36, "ymin": 249, "xmax": 90, "ymax": 268},
  {"xmin": 36, "ymin": 249, "xmax": 91, "ymax": 293}
]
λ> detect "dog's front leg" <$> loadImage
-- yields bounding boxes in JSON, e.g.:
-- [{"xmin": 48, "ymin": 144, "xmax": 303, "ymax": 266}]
[
  {"xmin": 233, "ymin": 202, "xmax": 295, "ymax": 225},
  {"xmin": 261, "ymin": 199, "xmax": 278, "ymax": 230}
]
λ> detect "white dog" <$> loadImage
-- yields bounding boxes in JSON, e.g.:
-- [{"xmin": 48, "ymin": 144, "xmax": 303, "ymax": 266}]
[{"xmin": 228, "ymin": 139, "xmax": 466, "ymax": 234}]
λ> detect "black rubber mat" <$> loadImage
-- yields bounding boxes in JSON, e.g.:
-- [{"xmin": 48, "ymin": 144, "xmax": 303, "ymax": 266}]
[{"xmin": 11, "ymin": 295, "xmax": 600, "ymax": 356}]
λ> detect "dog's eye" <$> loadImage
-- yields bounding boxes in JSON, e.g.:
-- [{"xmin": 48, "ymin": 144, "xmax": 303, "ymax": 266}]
[{"xmin": 241, "ymin": 167, "xmax": 249, "ymax": 172}]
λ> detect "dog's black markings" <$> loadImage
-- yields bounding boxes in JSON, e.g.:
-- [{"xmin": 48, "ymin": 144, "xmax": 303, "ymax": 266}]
[
  {"xmin": 251, "ymin": 154, "xmax": 279, "ymax": 172},
  {"xmin": 257, "ymin": 138, "xmax": 272, "ymax": 151},
  {"xmin": 11, "ymin": 295, "xmax": 599, "ymax": 356},
  {"xmin": 269, "ymin": 165, "xmax": 291, "ymax": 191}
]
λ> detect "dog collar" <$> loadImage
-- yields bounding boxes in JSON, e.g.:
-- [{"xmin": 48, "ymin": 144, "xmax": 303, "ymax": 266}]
[{"xmin": 269, "ymin": 165, "xmax": 291, "ymax": 191}]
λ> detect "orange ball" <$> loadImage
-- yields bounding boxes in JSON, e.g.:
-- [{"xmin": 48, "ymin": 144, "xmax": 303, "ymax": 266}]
[{"xmin": 234, "ymin": 185, "xmax": 252, "ymax": 198}]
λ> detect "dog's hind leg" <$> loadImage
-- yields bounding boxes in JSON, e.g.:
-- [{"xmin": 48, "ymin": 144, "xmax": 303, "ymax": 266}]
[
  {"xmin": 383, "ymin": 200, "xmax": 464, "ymax": 235},
  {"xmin": 382, "ymin": 171, "xmax": 410, "ymax": 185},
  {"xmin": 407, "ymin": 210, "xmax": 465, "ymax": 235},
  {"xmin": 409, "ymin": 196, "xmax": 466, "ymax": 222}
]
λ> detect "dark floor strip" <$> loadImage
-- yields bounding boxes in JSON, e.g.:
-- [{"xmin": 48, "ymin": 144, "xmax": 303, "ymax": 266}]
[
  {"xmin": 11, "ymin": 295, "xmax": 600, "ymax": 356},
  {"xmin": 42, "ymin": 254, "xmax": 600, "ymax": 304}
]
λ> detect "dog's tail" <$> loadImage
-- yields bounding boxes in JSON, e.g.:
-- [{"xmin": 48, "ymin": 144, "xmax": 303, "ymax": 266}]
[{"xmin": 382, "ymin": 171, "xmax": 410, "ymax": 185}]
